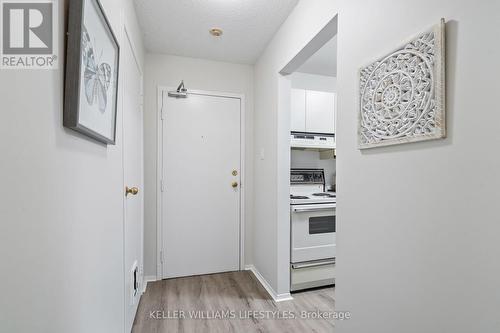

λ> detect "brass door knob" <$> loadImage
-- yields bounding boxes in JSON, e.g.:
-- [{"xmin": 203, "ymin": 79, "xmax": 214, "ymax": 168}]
[
  {"xmin": 125, "ymin": 186, "xmax": 139, "ymax": 196},
  {"xmin": 231, "ymin": 181, "xmax": 238, "ymax": 188}
]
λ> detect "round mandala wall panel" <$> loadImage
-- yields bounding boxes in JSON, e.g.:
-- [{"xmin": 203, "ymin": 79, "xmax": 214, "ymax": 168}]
[{"xmin": 359, "ymin": 20, "xmax": 446, "ymax": 149}]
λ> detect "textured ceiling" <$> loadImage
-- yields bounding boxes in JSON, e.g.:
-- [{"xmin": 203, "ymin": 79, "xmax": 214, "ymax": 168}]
[
  {"xmin": 297, "ymin": 36, "xmax": 337, "ymax": 77},
  {"xmin": 134, "ymin": 0, "xmax": 299, "ymax": 64}
]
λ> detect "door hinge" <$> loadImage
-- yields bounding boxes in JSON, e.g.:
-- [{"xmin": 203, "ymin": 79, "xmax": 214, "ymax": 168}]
[
  {"xmin": 160, "ymin": 250, "xmax": 164, "ymax": 264},
  {"xmin": 160, "ymin": 179, "xmax": 165, "ymax": 192},
  {"xmin": 160, "ymin": 107, "xmax": 165, "ymax": 120}
]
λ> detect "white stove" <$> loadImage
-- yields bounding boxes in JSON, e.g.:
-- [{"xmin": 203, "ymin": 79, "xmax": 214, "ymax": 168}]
[
  {"xmin": 290, "ymin": 168, "xmax": 336, "ymax": 205},
  {"xmin": 290, "ymin": 169, "xmax": 336, "ymax": 291}
]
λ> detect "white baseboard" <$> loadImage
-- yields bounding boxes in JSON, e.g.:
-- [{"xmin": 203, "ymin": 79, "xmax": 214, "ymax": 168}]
[
  {"xmin": 245, "ymin": 265, "xmax": 293, "ymax": 302},
  {"xmin": 142, "ymin": 275, "xmax": 157, "ymax": 294}
]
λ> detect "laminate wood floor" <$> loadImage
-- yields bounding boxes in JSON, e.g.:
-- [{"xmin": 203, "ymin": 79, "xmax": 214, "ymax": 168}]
[{"xmin": 132, "ymin": 271, "xmax": 335, "ymax": 333}]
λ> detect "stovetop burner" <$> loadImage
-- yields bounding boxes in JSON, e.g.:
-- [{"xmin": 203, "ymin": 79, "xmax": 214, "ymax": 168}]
[
  {"xmin": 290, "ymin": 195, "xmax": 309, "ymax": 199},
  {"xmin": 312, "ymin": 193, "xmax": 336, "ymax": 198}
]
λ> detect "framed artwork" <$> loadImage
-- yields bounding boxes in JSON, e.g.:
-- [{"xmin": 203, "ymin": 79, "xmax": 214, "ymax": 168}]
[
  {"xmin": 64, "ymin": 0, "xmax": 119, "ymax": 144},
  {"xmin": 358, "ymin": 19, "xmax": 446, "ymax": 149}
]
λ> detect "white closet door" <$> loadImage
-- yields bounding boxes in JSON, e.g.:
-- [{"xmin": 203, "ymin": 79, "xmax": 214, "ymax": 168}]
[
  {"xmin": 122, "ymin": 33, "xmax": 143, "ymax": 332},
  {"xmin": 305, "ymin": 90, "xmax": 335, "ymax": 134}
]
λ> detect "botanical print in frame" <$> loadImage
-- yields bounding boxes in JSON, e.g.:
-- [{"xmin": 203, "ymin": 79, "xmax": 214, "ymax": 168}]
[
  {"xmin": 64, "ymin": 0, "xmax": 119, "ymax": 144},
  {"xmin": 358, "ymin": 19, "xmax": 445, "ymax": 149}
]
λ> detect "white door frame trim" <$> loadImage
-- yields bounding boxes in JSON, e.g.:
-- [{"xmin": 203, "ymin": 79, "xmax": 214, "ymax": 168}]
[{"xmin": 156, "ymin": 86, "xmax": 246, "ymax": 280}]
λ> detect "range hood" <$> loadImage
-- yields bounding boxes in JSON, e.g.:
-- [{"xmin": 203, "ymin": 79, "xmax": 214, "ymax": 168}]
[{"xmin": 290, "ymin": 132, "xmax": 335, "ymax": 149}]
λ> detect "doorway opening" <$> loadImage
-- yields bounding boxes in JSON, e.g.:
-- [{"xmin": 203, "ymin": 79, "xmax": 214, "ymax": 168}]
[{"xmin": 278, "ymin": 15, "xmax": 338, "ymax": 296}]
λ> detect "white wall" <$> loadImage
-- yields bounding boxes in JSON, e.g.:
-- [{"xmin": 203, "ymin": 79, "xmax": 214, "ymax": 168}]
[
  {"xmin": 143, "ymin": 54, "xmax": 254, "ymax": 277},
  {"xmin": 255, "ymin": 0, "xmax": 500, "ymax": 331},
  {"xmin": 0, "ymin": 1, "xmax": 144, "ymax": 332},
  {"xmin": 335, "ymin": 1, "xmax": 500, "ymax": 332},
  {"xmin": 290, "ymin": 72, "xmax": 337, "ymax": 92}
]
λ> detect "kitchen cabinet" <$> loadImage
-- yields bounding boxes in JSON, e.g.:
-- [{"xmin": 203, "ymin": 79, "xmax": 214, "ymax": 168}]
[
  {"xmin": 305, "ymin": 90, "xmax": 335, "ymax": 134},
  {"xmin": 290, "ymin": 88, "xmax": 335, "ymax": 134},
  {"xmin": 291, "ymin": 89, "xmax": 306, "ymax": 132}
]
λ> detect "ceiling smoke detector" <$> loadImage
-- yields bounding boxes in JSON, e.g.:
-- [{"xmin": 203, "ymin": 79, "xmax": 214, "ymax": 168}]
[{"xmin": 209, "ymin": 28, "xmax": 223, "ymax": 37}]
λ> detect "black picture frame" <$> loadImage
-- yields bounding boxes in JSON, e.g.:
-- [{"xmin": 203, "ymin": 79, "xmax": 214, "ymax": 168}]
[{"xmin": 63, "ymin": 0, "xmax": 120, "ymax": 145}]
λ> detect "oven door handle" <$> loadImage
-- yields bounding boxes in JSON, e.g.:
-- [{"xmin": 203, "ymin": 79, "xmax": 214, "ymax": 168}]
[
  {"xmin": 292, "ymin": 204, "xmax": 336, "ymax": 212},
  {"xmin": 291, "ymin": 259, "xmax": 335, "ymax": 269}
]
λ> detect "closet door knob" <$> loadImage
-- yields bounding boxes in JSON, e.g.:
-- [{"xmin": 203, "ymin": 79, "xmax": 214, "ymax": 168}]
[{"xmin": 125, "ymin": 186, "xmax": 139, "ymax": 196}]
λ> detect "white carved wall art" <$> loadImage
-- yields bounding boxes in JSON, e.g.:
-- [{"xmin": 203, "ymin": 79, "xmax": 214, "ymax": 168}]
[{"xmin": 359, "ymin": 20, "xmax": 446, "ymax": 149}]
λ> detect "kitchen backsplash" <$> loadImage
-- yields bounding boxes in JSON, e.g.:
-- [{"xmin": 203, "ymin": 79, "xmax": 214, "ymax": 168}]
[{"xmin": 291, "ymin": 149, "xmax": 336, "ymax": 187}]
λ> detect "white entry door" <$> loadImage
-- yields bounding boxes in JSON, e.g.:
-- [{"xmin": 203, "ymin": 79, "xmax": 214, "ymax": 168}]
[
  {"xmin": 161, "ymin": 91, "xmax": 241, "ymax": 279},
  {"xmin": 122, "ymin": 31, "xmax": 143, "ymax": 332}
]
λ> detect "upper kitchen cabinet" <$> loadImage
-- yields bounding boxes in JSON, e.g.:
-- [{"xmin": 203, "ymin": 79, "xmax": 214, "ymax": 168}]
[
  {"xmin": 291, "ymin": 88, "xmax": 306, "ymax": 132},
  {"xmin": 305, "ymin": 90, "xmax": 335, "ymax": 134},
  {"xmin": 290, "ymin": 89, "xmax": 336, "ymax": 134}
]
